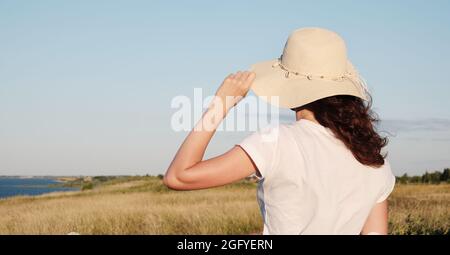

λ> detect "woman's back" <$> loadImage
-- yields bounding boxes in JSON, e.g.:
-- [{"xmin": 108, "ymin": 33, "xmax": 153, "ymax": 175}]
[
  {"xmin": 239, "ymin": 119, "xmax": 396, "ymax": 234},
  {"xmin": 164, "ymin": 27, "xmax": 395, "ymax": 235}
]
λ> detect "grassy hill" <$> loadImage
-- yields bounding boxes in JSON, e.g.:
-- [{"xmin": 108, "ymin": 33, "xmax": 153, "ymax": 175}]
[{"xmin": 0, "ymin": 176, "xmax": 448, "ymax": 234}]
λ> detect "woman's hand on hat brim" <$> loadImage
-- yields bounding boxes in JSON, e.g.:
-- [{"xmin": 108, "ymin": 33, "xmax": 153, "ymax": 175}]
[{"xmin": 213, "ymin": 71, "xmax": 256, "ymax": 114}]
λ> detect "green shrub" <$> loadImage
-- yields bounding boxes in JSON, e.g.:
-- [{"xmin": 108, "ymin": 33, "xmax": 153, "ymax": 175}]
[{"xmin": 81, "ymin": 182, "xmax": 94, "ymax": 191}]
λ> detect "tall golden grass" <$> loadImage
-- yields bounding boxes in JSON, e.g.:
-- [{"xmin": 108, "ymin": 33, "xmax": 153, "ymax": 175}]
[
  {"xmin": 388, "ymin": 184, "xmax": 449, "ymax": 235},
  {"xmin": 0, "ymin": 177, "xmax": 448, "ymax": 234},
  {"xmin": 0, "ymin": 178, "xmax": 262, "ymax": 234}
]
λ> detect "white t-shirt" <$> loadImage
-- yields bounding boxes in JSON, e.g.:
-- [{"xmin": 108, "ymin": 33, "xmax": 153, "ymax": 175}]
[{"xmin": 238, "ymin": 119, "xmax": 396, "ymax": 235}]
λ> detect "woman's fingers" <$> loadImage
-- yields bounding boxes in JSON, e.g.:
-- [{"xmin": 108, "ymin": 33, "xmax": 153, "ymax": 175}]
[
  {"xmin": 245, "ymin": 71, "xmax": 256, "ymax": 84},
  {"xmin": 234, "ymin": 71, "xmax": 243, "ymax": 81},
  {"xmin": 241, "ymin": 71, "xmax": 250, "ymax": 81},
  {"xmin": 230, "ymin": 71, "xmax": 254, "ymax": 83},
  {"xmin": 215, "ymin": 70, "xmax": 257, "ymax": 111},
  {"xmin": 221, "ymin": 70, "xmax": 256, "ymax": 92}
]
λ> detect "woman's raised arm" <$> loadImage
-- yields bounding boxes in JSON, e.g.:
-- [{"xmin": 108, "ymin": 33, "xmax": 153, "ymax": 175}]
[{"xmin": 163, "ymin": 71, "xmax": 257, "ymax": 190}]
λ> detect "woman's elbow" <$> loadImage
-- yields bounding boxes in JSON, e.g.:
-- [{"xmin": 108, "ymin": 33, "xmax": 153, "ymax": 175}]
[
  {"xmin": 163, "ymin": 174, "xmax": 177, "ymax": 190},
  {"xmin": 163, "ymin": 172, "xmax": 186, "ymax": 190},
  {"xmin": 162, "ymin": 174, "xmax": 170, "ymax": 187}
]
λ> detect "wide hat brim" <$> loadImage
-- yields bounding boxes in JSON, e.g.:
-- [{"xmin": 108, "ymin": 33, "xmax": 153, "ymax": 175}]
[{"xmin": 249, "ymin": 59, "xmax": 368, "ymax": 109}]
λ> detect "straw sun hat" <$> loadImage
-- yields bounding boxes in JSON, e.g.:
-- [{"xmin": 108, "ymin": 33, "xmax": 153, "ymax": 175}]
[{"xmin": 250, "ymin": 27, "xmax": 370, "ymax": 109}]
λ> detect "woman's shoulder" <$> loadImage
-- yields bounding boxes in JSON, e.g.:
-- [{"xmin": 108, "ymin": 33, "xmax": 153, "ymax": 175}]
[
  {"xmin": 239, "ymin": 124, "xmax": 294, "ymax": 154},
  {"xmin": 250, "ymin": 123, "xmax": 299, "ymax": 143},
  {"xmin": 373, "ymin": 159, "xmax": 394, "ymax": 176},
  {"xmin": 366, "ymin": 159, "xmax": 396, "ymax": 186},
  {"xmin": 371, "ymin": 159, "xmax": 396, "ymax": 203}
]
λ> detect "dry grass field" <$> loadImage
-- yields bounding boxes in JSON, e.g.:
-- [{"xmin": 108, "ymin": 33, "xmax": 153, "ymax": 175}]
[
  {"xmin": 0, "ymin": 176, "xmax": 448, "ymax": 235},
  {"xmin": 388, "ymin": 184, "xmax": 449, "ymax": 235}
]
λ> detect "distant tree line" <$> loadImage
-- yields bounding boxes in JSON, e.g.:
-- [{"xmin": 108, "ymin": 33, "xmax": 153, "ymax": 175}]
[{"xmin": 397, "ymin": 168, "xmax": 450, "ymax": 184}]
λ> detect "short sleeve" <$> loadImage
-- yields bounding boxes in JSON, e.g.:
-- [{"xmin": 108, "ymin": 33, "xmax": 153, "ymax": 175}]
[
  {"xmin": 237, "ymin": 126, "xmax": 279, "ymax": 179},
  {"xmin": 376, "ymin": 163, "xmax": 396, "ymax": 203}
]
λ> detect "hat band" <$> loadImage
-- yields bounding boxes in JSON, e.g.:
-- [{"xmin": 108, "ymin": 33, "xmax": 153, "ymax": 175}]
[
  {"xmin": 272, "ymin": 57, "xmax": 370, "ymax": 100},
  {"xmin": 273, "ymin": 57, "xmax": 347, "ymax": 80}
]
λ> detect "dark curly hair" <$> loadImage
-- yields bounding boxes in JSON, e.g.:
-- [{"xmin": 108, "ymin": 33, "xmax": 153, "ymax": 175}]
[{"xmin": 292, "ymin": 95, "xmax": 388, "ymax": 168}]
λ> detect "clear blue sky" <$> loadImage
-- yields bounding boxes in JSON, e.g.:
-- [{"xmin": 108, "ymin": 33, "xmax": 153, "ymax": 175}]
[{"xmin": 1, "ymin": 0, "xmax": 450, "ymax": 176}]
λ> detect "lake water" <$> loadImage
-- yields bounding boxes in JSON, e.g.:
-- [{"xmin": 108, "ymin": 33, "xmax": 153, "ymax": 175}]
[{"xmin": 0, "ymin": 177, "xmax": 79, "ymax": 199}]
